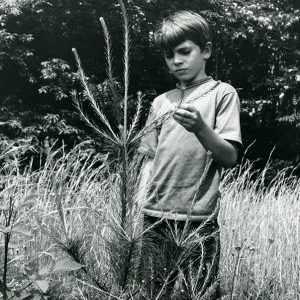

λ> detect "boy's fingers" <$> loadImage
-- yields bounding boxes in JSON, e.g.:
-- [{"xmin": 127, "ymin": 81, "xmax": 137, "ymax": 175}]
[
  {"xmin": 179, "ymin": 104, "xmax": 197, "ymax": 112},
  {"xmin": 173, "ymin": 114, "xmax": 193, "ymax": 124},
  {"xmin": 174, "ymin": 108, "xmax": 193, "ymax": 117},
  {"xmin": 173, "ymin": 117, "xmax": 190, "ymax": 126},
  {"xmin": 173, "ymin": 118, "xmax": 193, "ymax": 130}
]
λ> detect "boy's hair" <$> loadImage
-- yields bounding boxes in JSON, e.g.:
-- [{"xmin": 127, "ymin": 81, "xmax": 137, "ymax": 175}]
[{"xmin": 154, "ymin": 11, "xmax": 211, "ymax": 51}]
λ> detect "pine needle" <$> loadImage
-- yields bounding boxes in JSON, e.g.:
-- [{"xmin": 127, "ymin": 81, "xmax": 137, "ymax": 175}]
[{"xmin": 72, "ymin": 48, "xmax": 120, "ymax": 145}]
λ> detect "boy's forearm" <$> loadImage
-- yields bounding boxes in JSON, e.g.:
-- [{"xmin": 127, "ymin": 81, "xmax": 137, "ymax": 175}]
[
  {"xmin": 194, "ymin": 122, "xmax": 237, "ymax": 168},
  {"xmin": 172, "ymin": 104, "xmax": 238, "ymax": 168}
]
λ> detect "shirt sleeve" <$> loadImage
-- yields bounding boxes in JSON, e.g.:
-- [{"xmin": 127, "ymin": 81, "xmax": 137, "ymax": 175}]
[
  {"xmin": 138, "ymin": 97, "xmax": 161, "ymax": 158},
  {"xmin": 214, "ymin": 91, "xmax": 242, "ymax": 145}
]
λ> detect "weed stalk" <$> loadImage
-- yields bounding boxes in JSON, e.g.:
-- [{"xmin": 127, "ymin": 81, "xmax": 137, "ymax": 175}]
[{"xmin": 1, "ymin": 195, "xmax": 17, "ymax": 300}]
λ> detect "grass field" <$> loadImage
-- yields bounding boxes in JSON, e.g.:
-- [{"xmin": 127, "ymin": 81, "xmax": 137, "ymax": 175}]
[
  {"xmin": 220, "ymin": 162, "xmax": 300, "ymax": 299},
  {"xmin": 0, "ymin": 142, "xmax": 299, "ymax": 299}
]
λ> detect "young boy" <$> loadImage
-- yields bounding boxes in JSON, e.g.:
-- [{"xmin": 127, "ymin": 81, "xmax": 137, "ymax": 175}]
[{"xmin": 138, "ymin": 11, "xmax": 242, "ymax": 299}]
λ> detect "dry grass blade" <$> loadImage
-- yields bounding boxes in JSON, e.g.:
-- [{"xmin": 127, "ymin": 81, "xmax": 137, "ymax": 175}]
[
  {"xmin": 76, "ymin": 279, "xmax": 119, "ymax": 299},
  {"xmin": 53, "ymin": 191, "xmax": 68, "ymax": 242}
]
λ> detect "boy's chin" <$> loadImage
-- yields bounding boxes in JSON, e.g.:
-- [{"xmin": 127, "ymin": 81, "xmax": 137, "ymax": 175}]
[
  {"xmin": 175, "ymin": 74, "xmax": 196, "ymax": 84},
  {"xmin": 176, "ymin": 77, "xmax": 192, "ymax": 85}
]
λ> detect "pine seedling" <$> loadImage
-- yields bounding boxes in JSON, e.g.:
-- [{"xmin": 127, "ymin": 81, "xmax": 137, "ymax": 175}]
[
  {"xmin": 69, "ymin": 0, "xmax": 147, "ymax": 296},
  {"xmin": 70, "ymin": 0, "xmax": 222, "ymax": 298}
]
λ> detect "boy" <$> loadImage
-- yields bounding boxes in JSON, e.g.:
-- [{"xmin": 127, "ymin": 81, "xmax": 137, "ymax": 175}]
[{"xmin": 138, "ymin": 11, "xmax": 242, "ymax": 299}]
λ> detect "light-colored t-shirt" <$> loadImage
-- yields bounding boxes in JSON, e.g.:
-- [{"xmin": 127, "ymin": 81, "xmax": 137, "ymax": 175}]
[{"xmin": 138, "ymin": 79, "xmax": 242, "ymax": 221}]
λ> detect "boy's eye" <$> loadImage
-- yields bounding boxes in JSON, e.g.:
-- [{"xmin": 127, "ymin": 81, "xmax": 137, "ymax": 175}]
[{"xmin": 179, "ymin": 49, "xmax": 191, "ymax": 55}]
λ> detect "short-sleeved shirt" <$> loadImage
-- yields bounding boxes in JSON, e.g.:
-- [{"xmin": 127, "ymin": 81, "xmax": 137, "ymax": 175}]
[{"xmin": 138, "ymin": 79, "xmax": 242, "ymax": 221}]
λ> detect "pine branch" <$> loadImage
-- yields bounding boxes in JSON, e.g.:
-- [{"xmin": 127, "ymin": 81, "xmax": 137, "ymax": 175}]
[
  {"xmin": 72, "ymin": 48, "xmax": 120, "ymax": 145},
  {"xmin": 99, "ymin": 17, "xmax": 122, "ymax": 125},
  {"xmin": 71, "ymin": 90, "xmax": 121, "ymax": 147},
  {"xmin": 127, "ymin": 91, "xmax": 143, "ymax": 143},
  {"xmin": 131, "ymin": 81, "xmax": 221, "ymax": 145},
  {"xmin": 118, "ymin": 0, "xmax": 130, "ymax": 139}
]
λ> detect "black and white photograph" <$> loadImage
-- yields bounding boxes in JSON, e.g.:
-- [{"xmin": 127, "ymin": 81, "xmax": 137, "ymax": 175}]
[{"xmin": 0, "ymin": 0, "xmax": 299, "ymax": 299}]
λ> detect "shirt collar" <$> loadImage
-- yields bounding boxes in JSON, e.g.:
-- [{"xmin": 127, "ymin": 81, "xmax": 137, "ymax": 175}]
[{"xmin": 176, "ymin": 76, "xmax": 213, "ymax": 91}]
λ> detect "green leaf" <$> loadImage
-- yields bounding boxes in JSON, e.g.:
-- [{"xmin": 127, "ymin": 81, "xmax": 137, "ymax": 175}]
[
  {"xmin": 50, "ymin": 256, "xmax": 84, "ymax": 274},
  {"xmin": 38, "ymin": 261, "xmax": 53, "ymax": 276},
  {"xmin": 33, "ymin": 279, "xmax": 49, "ymax": 293}
]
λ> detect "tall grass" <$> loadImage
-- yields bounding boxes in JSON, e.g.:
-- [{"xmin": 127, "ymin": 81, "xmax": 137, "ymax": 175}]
[
  {"xmin": 1, "ymin": 0, "xmax": 299, "ymax": 299},
  {"xmin": 1, "ymin": 142, "xmax": 299, "ymax": 299},
  {"xmin": 220, "ymin": 162, "xmax": 300, "ymax": 300}
]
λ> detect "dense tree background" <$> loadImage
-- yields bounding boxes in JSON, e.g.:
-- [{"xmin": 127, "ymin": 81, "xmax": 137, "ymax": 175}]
[{"xmin": 0, "ymin": 0, "xmax": 299, "ymax": 174}]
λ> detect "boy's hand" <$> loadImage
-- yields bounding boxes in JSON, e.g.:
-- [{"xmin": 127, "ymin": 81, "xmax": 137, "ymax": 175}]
[{"xmin": 173, "ymin": 104, "xmax": 205, "ymax": 132}]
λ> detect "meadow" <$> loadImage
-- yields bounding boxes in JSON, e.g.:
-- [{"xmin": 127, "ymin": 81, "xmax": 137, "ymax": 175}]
[
  {"xmin": 0, "ymin": 141, "xmax": 299, "ymax": 300},
  {"xmin": 1, "ymin": 1, "xmax": 299, "ymax": 298}
]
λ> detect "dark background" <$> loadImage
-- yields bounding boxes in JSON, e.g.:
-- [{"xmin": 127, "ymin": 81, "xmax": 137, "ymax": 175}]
[{"xmin": 0, "ymin": 0, "xmax": 299, "ymax": 177}]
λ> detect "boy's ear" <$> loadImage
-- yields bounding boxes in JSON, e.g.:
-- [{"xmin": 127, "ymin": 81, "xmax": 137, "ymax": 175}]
[{"xmin": 203, "ymin": 42, "xmax": 212, "ymax": 60}]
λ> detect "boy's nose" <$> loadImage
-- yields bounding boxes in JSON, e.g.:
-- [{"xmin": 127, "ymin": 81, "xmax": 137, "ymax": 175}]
[{"xmin": 173, "ymin": 54, "xmax": 183, "ymax": 65}]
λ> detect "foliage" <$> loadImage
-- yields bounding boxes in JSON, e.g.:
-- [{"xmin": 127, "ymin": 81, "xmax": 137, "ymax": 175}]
[
  {"xmin": 39, "ymin": 58, "xmax": 78, "ymax": 102},
  {"xmin": 0, "ymin": 1, "xmax": 299, "ymax": 299},
  {"xmin": 0, "ymin": 0, "xmax": 299, "ymax": 168},
  {"xmin": 0, "ymin": 1, "xmax": 222, "ymax": 298},
  {"xmin": 212, "ymin": 0, "xmax": 300, "ymax": 161}
]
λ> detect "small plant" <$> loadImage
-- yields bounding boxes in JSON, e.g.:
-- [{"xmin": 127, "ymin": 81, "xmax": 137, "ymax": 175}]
[{"xmin": 0, "ymin": 143, "xmax": 48, "ymax": 299}]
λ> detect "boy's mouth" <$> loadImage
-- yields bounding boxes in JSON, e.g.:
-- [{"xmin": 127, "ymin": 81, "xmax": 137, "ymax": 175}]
[{"xmin": 175, "ymin": 68, "xmax": 188, "ymax": 74}]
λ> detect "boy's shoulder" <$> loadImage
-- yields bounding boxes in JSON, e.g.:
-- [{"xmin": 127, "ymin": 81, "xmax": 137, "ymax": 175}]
[
  {"xmin": 215, "ymin": 81, "xmax": 238, "ymax": 97},
  {"xmin": 151, "ymin": 80, "xmax": 239, "ymax": 110},
  {"xmin": 163, "ymin": 80, "xmax": 237, "ymax": 96}
]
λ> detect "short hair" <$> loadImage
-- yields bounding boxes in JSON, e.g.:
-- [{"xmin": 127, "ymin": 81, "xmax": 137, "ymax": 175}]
[{"xmin": 154, "ymin": 11, "xmax": 211, "ymax": 51}]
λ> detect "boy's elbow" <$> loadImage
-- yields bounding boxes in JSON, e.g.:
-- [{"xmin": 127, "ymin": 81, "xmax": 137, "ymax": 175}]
[
  {"xmin": 222, "ymin": 141, "xmax": 239, "ymax": 169},
  {"xmin": 221, "ymin": 147, "xmax": 238, "ymax": 169},
  {"xmin": 223, "ymin": 157, "xmax": 237, "ymax": 169},
  {"xmin": 214, "ymin": 154, "xmax": 236, "ymax": 169}
]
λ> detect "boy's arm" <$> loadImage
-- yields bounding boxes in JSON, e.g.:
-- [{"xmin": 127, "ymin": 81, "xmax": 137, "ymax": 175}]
[
  {"xmin": 173, "ymin": 104, "xmax": 238, "ymax": 168},
  {"xmin": 136, "ymin": 157, "xmax": 153, "ymax": 204},
  {"xmin": 193, "ymin": 122, "xmax": 238, "ymax": 168}
]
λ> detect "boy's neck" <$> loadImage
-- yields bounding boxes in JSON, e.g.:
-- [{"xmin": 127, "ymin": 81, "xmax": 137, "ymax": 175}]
[{"xmin": 176, "ymin": 76, "xmax": 213, "ymax": 90}]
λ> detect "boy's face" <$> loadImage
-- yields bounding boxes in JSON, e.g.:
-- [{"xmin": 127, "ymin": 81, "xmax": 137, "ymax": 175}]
[{"xmin": 164, "ymin": 40, "xmax": 211, "ymax": 85}]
